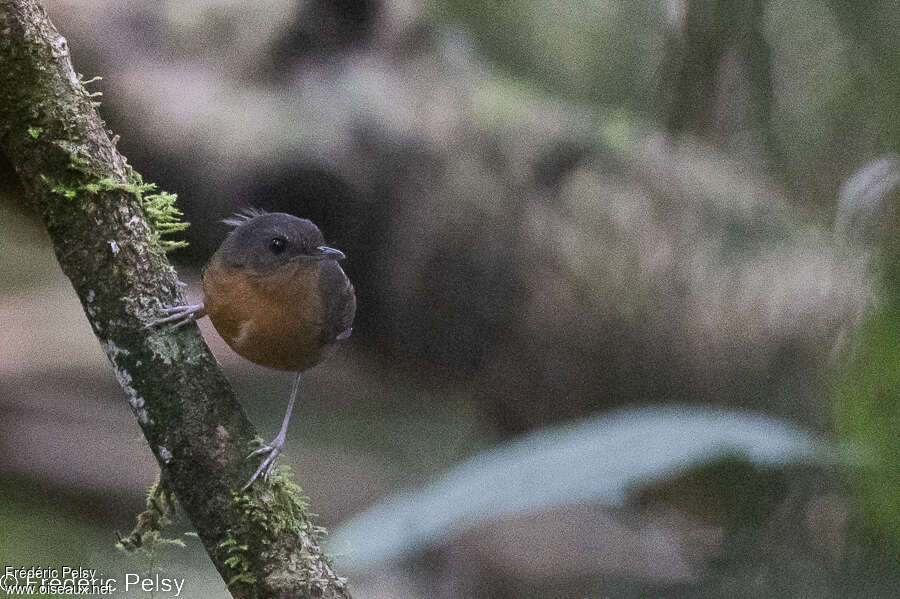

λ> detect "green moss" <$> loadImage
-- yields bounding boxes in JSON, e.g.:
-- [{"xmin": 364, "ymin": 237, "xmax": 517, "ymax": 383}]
[
  {"xmin": 219, "ymin": 466, "xmax": 341, "ymax": 594},
  {"xmin": 116, "ymin": 471, "xmax": 185, "ymax": 554},
  {"xmin": 218, "ymin": 538, "xmax": 256, "ymax": 586},
  {"xmin": 41, "ymin": 158, "xmax": 189, "ymax": 252},
  {"xmin": 140, "ymin": 183, "xmax": 190, "ymax": 252}
]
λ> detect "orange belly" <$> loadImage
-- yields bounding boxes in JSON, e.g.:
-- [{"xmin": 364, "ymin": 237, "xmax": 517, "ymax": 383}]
[{"xmin": 202, "ymin": 258, "xmax": 333, "ymax": 371}]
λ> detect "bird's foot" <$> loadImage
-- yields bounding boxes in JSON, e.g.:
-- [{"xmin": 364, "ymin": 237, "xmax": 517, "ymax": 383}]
[
  {"xmin": 242, "ymin": 434, "xmax": 285, "ymax": 490},
  {"xmin": 145, "ymin": 303, "xmax": 206, "ymax": 329}
]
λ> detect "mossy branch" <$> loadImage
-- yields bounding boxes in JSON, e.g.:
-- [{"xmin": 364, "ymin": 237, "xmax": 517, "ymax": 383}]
[{"xmin": 0, "ymin": 1, "xmax": 351, "ymax": 597}]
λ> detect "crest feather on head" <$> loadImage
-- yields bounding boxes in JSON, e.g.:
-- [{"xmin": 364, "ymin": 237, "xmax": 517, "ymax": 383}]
[{"xmin": 222, "ymin": 207, "xmax": 269, "ymax": 228}]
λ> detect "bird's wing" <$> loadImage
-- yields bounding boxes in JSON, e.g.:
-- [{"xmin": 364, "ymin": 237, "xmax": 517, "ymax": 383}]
[{"xmin": 320, "ymin": 261, "xmax": 356, "ymax": 344}]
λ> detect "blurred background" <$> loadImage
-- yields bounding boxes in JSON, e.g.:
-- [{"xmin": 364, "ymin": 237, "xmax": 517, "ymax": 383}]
[{"xmin": 2, "ymin": 0, "xmax": 900, "ymax": 597}]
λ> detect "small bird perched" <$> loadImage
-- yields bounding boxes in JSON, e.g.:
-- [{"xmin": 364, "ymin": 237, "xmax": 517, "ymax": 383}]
[{"xmin": 150, "ymin": 210, "xmax": 356, "ymax": 488}]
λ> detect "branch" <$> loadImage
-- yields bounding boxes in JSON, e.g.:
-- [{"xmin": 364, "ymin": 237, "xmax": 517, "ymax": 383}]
[{"xmin": 0, "ymin": 1, "xmax": 350, "ymax": 597}]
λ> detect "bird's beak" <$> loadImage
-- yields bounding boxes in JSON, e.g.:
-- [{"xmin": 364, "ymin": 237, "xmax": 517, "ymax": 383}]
[{"xmin": 316, "ymin": 245, "xmax": 346, "ymax": 261}]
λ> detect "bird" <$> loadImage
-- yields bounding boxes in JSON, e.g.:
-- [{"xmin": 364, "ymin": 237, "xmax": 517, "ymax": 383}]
[{"xmin": 148, "ymin": 210, "xmax": 356, "ymax": 489}]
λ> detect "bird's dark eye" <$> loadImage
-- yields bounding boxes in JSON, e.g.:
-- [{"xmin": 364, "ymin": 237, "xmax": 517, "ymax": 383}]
[{"xmin": 269, "ymin": 237, "xmax": 287, "ymax": 254}]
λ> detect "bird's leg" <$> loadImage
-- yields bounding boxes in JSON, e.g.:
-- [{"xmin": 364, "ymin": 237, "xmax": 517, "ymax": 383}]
[
  {"xmin": 144, "ymin": 303, "xmax": 206, "ymax": 329},
  {"xmin": 243, "ymin": 372, "xmax": 301, "ymax": 489}
]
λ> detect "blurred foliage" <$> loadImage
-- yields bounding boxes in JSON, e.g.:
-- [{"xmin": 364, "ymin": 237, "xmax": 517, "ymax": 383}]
[
  {"xmin": 0, "ymin": 479, "xmax": 227, "ymax": 598},
  {"xmin": 832, "ymin": 155, "xmax": 900, "ymax": 555},
  {"xmin": 834, "ymin": 257, "xmax": 900, "ymax": 556},
  {"xmin": 331, "ymin": 406, "xmax": 837, "ymax": 569},
  {"xmin": 433, "ymin": 0, "xmax": 663, "ymax": 111},
  {"xmin": 434, "ymin": 0, "xmax": 900, "ymax": 204},
  {"xmin": 834, "ymin": 301, "xmax": 900, "ymax": 553}
]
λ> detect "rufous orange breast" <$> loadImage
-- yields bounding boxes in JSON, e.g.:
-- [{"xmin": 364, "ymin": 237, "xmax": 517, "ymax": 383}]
[{"xmin": 202, "ymin": 256, "xmax": 335, "ymax": 372}]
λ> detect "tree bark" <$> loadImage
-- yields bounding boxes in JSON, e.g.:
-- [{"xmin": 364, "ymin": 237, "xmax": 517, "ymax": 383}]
[{"xmin": 0, "ymin": 1, "xmax": 350, "ymax": 597}]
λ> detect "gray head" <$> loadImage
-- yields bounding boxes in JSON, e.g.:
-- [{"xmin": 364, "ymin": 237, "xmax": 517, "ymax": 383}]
[{"xmin": 216, "ymin": 210, "xmax": 345, "ymax": 271}]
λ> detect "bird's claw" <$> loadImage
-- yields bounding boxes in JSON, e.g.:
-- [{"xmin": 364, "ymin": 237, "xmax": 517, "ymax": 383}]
[
  {"xmin": 145, "ymin": 304, "xmax": 206, "ymax": 329},
  {"xmin": 242, "ymin": 441, "xmax": 283, "ymax": 490}
]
